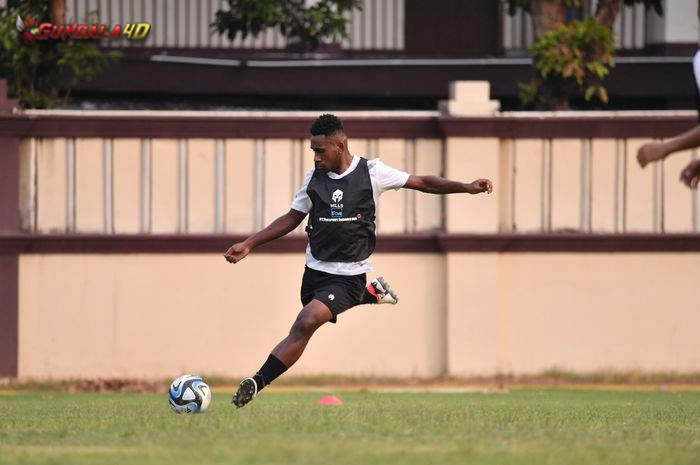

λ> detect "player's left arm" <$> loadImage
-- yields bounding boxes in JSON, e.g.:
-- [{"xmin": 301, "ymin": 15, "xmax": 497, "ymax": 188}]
[{"xmin": 403, "ymin": 175, "xmax": 493, "ymax": 195}]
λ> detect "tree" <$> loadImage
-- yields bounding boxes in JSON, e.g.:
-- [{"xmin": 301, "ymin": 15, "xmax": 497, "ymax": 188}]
[
  {"xmin": 0, "ymin": 0, "xmax": 120, "ymax": 109},
  {"xmin": 504, "ymin": 0, "xmax": 663, "ymax": 110},
  {"xmin": 212, "ymin": 0, "xmax": 362, "ymax": 52}
]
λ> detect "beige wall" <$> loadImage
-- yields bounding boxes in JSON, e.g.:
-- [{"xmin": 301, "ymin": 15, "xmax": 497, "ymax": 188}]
[
  {"xmin": 35, "ymin": 138, "xmax": 68, "ymax": 233},
  {"xmin": 13, "ymin": 120, "xmax": 700, "ymax": 380},
  {"xmin": 74, "ymin": 138, "xmax": 104, "ymax": 233},
  {"xmin": 18, "ymin": 253, "xmax": 446, "ymax": 379},
  {"xmin": 18, "ymin": 251, "xmax": 700, "ymax": 380},
  {"xmin": 447, "ymin": 252, "xmax": 700, "ymax": 376},
  {"xmin": 446, "ymin": 137, "xmax": 500, "ymax": 232},
  {"xmin": 112, "ymin": 139, "xmax": 141, "ymax": 234}
]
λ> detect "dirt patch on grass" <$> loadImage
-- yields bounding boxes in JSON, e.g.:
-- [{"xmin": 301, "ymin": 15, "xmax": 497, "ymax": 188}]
[
  {"xmin": 3, "ymin": 370, "xmax": 700, "ymax": 393},
  {"xmin": 64, "ymin": 379, "xmax": 165, "ymax": 393},
  {"xmin": 0, "ymin": 377, "xmax": 165, "ymax": 393}
]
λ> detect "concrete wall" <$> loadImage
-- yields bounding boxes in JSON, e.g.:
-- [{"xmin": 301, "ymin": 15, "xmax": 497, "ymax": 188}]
[
  {"xmin": 17, "ymin": 251, "xmax": 700, "ymax": 379},
  {"xmin": 7, "ymin": 112, "xmax": 700, "ymax": 380},
  {"xmin": 447, "ymin": 252, "xmax": 700, "ymax": 376},
  {"xmin": 18, "ymin": 253, "xmax": 446, "ymax": 379}
]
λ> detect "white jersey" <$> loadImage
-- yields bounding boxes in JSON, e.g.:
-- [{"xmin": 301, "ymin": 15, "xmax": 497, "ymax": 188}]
[{"xmin": 290, "ymin": 155, "xmax": 410, "ymax": 276}]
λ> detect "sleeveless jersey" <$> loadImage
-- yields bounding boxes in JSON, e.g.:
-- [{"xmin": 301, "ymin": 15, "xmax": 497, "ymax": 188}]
[{"xmin": 305, "ymin": 157, "xmax": 376, "ymax": 262}]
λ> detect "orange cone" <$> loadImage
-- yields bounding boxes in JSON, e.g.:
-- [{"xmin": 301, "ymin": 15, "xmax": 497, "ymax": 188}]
[{"xmin": 318, "ymin": 395, "xmax": 343, "ymax": 405}]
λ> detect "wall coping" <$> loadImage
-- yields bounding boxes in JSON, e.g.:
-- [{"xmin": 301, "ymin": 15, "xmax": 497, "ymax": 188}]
[
  {"xmin": 2, "ymin": 233, "xmax": 700, "ymax": 254},
  {"xmin": 0, "ymin": 112, "xmax": 696, "ymax": 139}
]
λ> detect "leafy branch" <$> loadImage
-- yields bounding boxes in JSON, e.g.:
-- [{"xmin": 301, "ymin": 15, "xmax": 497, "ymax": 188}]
[
  {"xmin": 212, "ymin": 0, "xmax": 362, "ymax": 51},
  {"xmin": 0, "ymin": 1, "xmax": 120, "ymax": 109}
]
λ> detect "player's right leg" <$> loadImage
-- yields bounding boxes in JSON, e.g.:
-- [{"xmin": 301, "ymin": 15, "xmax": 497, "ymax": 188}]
[
  {"xmin": 271, "ymin": 299, "xmax": 333, "ymax": 367},
  {"xmin": 232, "ymin": 300, "xmax": 332, "ymax": 409}
]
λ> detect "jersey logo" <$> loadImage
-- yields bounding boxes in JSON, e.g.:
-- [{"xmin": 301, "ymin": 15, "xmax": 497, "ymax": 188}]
[{"xmin": 332, "ymin": 189, "xmax": 343, "ymax": 202}]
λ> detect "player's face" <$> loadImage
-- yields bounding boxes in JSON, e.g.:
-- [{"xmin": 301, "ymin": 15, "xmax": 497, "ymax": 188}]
[{"xmin": 310, "ymin": 134, "xmax": 342, "ymax": 172}]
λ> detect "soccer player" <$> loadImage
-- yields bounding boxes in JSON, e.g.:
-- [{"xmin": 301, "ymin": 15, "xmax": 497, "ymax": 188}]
[
  {"xmin": 224, "ymin": 114, "xmax": 493, "ymax": 408},
  {"xmin": 637, "ymin": 46, "xmax": 700, "ymax": 188}
]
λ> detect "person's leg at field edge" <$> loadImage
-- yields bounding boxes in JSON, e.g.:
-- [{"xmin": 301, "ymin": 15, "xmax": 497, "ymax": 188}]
[{"xmin": 231, "ymin": 299, "xmax": 332, "ymax": 408}]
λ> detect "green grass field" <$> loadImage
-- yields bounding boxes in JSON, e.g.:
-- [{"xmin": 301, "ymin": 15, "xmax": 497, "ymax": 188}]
[{"xmin": 1, "ymin": 388, "xmax": 699, "ymax": 465}]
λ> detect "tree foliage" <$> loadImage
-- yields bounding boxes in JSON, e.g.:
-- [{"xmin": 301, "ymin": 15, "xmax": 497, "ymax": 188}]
[
  {"xmin": 0, "ymin": 1, "xmax": 120, "ymax": 109},
  {"xmin": 519, "ymin": 17, "xmax": 614, "ymax": 110},
  {"xmin": 503, "ymin": 0, "xmax": 661, "ymax": 16},
  {"xmin": 504, "ymin": 0, "xmax": 581, "ymax": 15},
  {"xmin": 212, "ymin": 0, "xmax": 362, "ymax": 51},
  {"xmin": 503, "ymin": 0, "xmax": 663, "ymax": 110}
]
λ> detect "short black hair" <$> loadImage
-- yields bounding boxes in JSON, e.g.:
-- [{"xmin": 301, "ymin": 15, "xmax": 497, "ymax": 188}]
[{"xmin": 310, "ymin": 114, "xmax": 344, "ymax": 137}]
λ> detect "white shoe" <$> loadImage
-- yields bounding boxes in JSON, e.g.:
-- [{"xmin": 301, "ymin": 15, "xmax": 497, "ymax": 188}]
[{"xmin": 367, "ymin": 277, "xmax": 398, "ymax": 304}]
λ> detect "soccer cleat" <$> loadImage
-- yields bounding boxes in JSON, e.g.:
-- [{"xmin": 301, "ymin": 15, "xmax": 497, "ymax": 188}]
[
  {"xmin": 231, "ymin": 377, "xmax": 258, "ymax": 408},
  {"xmin": 367, "ymin": 276, "xmax": 398, "ymax": 304}
]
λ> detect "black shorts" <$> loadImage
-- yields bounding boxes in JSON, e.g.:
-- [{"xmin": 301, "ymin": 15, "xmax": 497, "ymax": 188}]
[{"xmin": 300, "ymin": 266, "xmax": 366, "ymax": 323}]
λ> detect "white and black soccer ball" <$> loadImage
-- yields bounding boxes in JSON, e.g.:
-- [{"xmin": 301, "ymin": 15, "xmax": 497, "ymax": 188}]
[{"xmin": 168, "ymin": 374, "xmax": 211, "ymax": 413}]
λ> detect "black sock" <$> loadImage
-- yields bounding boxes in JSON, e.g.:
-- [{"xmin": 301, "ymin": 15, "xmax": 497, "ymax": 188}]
[{"xmin": 253, "ymin": 354, "xmax": 288, "ymax": 392}]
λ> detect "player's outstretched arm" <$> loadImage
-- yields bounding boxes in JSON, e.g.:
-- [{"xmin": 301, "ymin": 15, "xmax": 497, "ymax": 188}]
[
  {"xmin": 224, "ymin": 209, "xmax": 307, "ymax": 264},
  {"xmin": 403, "ymin": 175, "xmax": 493, "ymax": 195}
]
